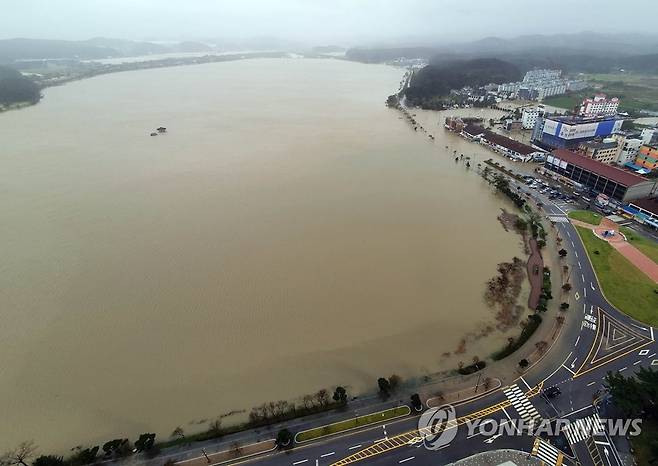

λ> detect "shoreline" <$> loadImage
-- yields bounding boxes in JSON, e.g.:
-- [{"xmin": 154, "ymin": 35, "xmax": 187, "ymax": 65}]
[{"xmin": 0, "ymin": 51, "xmax": 295, "ymax": 115}]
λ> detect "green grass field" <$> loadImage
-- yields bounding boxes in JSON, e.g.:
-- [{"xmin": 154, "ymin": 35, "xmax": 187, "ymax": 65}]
[
  {"xmin": 295, "ymin": 406, "xmax": 410, "ymax": 442},
  {"xmin": 575, "ymin": 226, "xmax": 658, "ymax": 326},
  {"xmin": 543, "ymin": 73, "xmax": 658, "ymax": 113},
  {"xmin": 621, "ymin": 227, "xmax": 658, "ymax": 265},
  {"xmin": 568, "ymin": 210, "xmax": 603, "ymax": 226}
]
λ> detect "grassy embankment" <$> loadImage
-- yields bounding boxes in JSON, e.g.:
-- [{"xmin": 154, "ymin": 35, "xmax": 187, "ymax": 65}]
[
  {"xmin": 575, "ymin": 226, "xmax": 658, "ymax": 326},
  {"xmin": 568, "ymin": 210, "xmax": 603, "ymax": 226},
  {"xmin": 544, "ymin": 73, "xmax": 658, "ymax": 114},
  {"xmin": 295, "ymin": 406, "xmax": 410, "ymax": 443},
  {"xmin": 620, "ymin": 227, "xmax": 658, "ymax": 265}
]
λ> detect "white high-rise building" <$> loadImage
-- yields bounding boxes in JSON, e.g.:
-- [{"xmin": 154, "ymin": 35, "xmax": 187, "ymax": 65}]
[
  {"xmin": 522, "ymin": 107, "xmax": 540, "ymax": 130},
  {"xmin": 641, "ymin": 128, "xmax": 657, "ymax": 145},
  {"xmin": 579, "ymin": 94, "xmax": 619, "ymax": 117}
]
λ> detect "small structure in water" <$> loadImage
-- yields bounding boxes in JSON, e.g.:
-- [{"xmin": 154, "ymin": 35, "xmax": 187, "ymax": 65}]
[
  {"xmin": 150, "ymin": 132, "xmax": 158, "ymax": 137},
  {"xmin": 157, "ymin": 127, "xmax": 167, "ymax": 133}
]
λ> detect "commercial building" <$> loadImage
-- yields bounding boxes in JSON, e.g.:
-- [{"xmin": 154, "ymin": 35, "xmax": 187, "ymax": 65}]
[
  {"xmin": 543, "ymin": 149, "xmax": 658, "ymax": 202},
  {"xmin": 533, "ymin": 115, "xmax": 623, "ymax": 149},
  {"xmin": 611, "ymin": 133, "xmax": 643, "ymax": 165},
  {"xmin": 579, "ymin": 94, "xmax": 620, "ymax": 117},
  {"xmin": 635, "ymin": 145, "xmax": 658, "ymax": 171},
  {"xmin": 479, "ymin": 129, "xmax": 545, "ymax": 162},
  {"xmin": 577, "ymin": 139, "xmax": 618, "ymax": 164}
]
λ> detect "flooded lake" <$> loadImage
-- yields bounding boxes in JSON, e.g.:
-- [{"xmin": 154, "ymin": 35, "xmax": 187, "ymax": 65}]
[{"xmin": 0, "ymin": 58, "xmax": 524, "ymax": 451}]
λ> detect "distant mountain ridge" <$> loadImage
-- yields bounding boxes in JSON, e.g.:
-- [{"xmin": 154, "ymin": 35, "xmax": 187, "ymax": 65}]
[
  {"xmin": 346, "ymin": 32, "xmax": 658, "ymax": 74},
  {"xmin": 0, "ymin": 37, "xmax": 216, "ymax": 64}
]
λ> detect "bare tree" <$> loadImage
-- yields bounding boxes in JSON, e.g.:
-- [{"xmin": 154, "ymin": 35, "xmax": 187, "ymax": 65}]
[
  {"xmin": 171, "ymin": 427, "xmax": 184, "ymax": 439},
  {"xmin": 230, "ymin": 442, "xmax": 242, "ymax": 459},
  {"xmin": 302, "ymin": 394, "xmax": 314, "ymax": 410},
  {"xmin": 1, "ymin": 441, "xmax": 37, "ymax": 466},
  {"xmin": 314, "ymin": 389, "xmax": 329, "ymax": 407}
]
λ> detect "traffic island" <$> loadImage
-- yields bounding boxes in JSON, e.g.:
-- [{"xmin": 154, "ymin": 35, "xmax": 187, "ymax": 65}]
[{"xmin": 294, "ymin": 406, "xmax": 410, "ymax": 443}]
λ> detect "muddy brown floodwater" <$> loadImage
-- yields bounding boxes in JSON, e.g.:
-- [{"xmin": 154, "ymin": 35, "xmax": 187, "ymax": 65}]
[{"xmin": 0, "ymin": 58, "xmax": 526, "ymax": 451}]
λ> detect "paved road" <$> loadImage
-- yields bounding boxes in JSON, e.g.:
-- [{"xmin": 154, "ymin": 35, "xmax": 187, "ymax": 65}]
[{"xmin": 224, "ymin": 173, "xmax": 657, "ymax": 466}]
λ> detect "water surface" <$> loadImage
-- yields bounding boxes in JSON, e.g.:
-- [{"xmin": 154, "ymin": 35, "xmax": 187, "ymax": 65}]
[{"xmin": 0, "ymin": 58, "xmax": 523, "ymax": 451}]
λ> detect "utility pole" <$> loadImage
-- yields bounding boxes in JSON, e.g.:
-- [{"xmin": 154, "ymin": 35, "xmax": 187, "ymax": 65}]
[
  {"xmin": 201, "ymin": 449, "xmax": 210, "ymax": 464},
  {"xmin": 475, "ymin": 373, "xmax": 482, "ymax": 393}
]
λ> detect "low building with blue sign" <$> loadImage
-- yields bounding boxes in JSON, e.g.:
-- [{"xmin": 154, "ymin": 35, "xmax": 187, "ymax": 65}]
[{"xmin": 532, "ymin": 115, "xmax": 623, "ymax": 150}]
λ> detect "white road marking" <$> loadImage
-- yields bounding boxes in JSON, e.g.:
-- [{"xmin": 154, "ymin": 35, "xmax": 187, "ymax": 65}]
[
  {"xmin": 399, "ymin": 457, "xmax": 415, "ymax": 464},
  {"xmin": 561, "ymin": 364, "xmax": 576, "ymax": 376},
  {"xmin": 619, "ymin": 366, "xmax": 627, "ymax": 372},
  {"xmin": 581, "ymin": 273, "xmax": 585, "ymax": 282},
  {"xmin": 571, "ymin": 240, "xmax": 575, "ymax": 247},
  {"xmin": 633, "ymin": 360, "xmax": 642, "ymax": 366},
  {"xmin": 293, "ymin": 460, "xmax": 308, "ymax": 465},
  {"xmin": 575, "ymin": 251, "xmax": 579, "ymax": 258},
  {"xmin": 575, "ymin": 336, "xmax": 581, "ymax": 346},
  {"xmin": 320, "ymin": 452, "xmax": 335, "ymax": 458},
  {"xmin": 348, "ymin": 445, "xmax": 362, "ymax": 450},
  {"xmin": 590, "ymin": 282, "xmax": 595, "ymax": 290},
  {"xmin": 587, "ymin": 381, "xmax": 596, "ymax": 387},
  {"xmin": 578, "ymin": 261, "xmax": 582, "ymax": 268},
  {"xmin": 520, "ymin": 376, "xmax": 531, "ymax": 391},
  {"xmin": 648, "ymin": 353, "xmax": 656, "ymax": 358},
  {"xmin": 584, "ymin": 287, "xmax": 587, "ymax": 298}
]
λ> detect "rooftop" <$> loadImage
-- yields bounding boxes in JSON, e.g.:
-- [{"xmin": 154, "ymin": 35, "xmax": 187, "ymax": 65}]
[
  {"xmin": 482, "ymin": 130, "xmax": 542, "ymax": 156},
  {"xmin": 547, "ymin": 115, "xmax": 620, "ymax": 125},
  {"xmin": 629, "ymin": 197, "xmax": 658, "ymax": 216},
  {"xmin": 580, "ymin": 140, "xmax": 618, "ymax": 150},
  {"xmin": 551, "ymin": 149, "xmax": 649, "ymax": 187},
  {"xmin": 463, "ymin": 124, "xmax": 485, "ymax": 137}
]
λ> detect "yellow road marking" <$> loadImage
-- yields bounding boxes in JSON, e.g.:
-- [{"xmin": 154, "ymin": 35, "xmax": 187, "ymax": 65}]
[
  {"xmin": 574, "ymin": 307, "xmax": 654, "ymax": 378},
  {"xmin": 331, "ymin": 383, "xmax": 543, "ymax": 466}
]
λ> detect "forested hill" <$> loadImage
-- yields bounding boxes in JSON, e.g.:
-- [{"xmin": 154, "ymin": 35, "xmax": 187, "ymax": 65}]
[
  {"xmin": 404, "ymin": 58, "xmax": 520, "ymax": 107},
  {"xmin": 0, "ymin": 66, "xmax": 41, "ymax": 105}
]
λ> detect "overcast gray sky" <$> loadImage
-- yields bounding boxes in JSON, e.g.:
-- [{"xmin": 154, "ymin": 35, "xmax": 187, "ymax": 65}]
[{"xmin": 2, "ymin": 0, "xmax": 656, "ymax": 45}]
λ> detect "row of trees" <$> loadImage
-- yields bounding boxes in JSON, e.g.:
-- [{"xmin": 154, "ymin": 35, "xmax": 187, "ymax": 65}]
[
  {"xmin": 0, "ymin": 434, "xmax": 157, "ymax": 466},
  {"xmin": 378, "ymin": 375, "xmax": 402, "ymax": 398}
]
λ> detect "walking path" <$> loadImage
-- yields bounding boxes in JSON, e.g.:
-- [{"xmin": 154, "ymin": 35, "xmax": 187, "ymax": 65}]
[
  {"xmin": 571, "ymin": 218, "xmax": 658, "ymax": 283},
  {"xmin": 526, "ymin": 238, "xmax": 544, "ymax": 309}
]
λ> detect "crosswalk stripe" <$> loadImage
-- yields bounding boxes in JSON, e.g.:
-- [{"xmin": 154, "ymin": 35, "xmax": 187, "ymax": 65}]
[
  {"xmin": 563, "ymin": 414, "xmax": 602, "ymax": 444},
  {"xmin": 548, "ymin": 215, "xmax": 569, "ymax": 223},
  {"xmin": 503, "ymin": 384, "xmax": 542, "ymax": 426},
  {"xmin": 531, "ymin": 439, "xmax": 563, "ymax": 466}
]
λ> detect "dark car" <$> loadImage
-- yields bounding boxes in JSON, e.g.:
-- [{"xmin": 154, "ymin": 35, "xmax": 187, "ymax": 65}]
[{"xmin": 544, "ymin": 386, "xmax": 561, "ymax": 398}]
